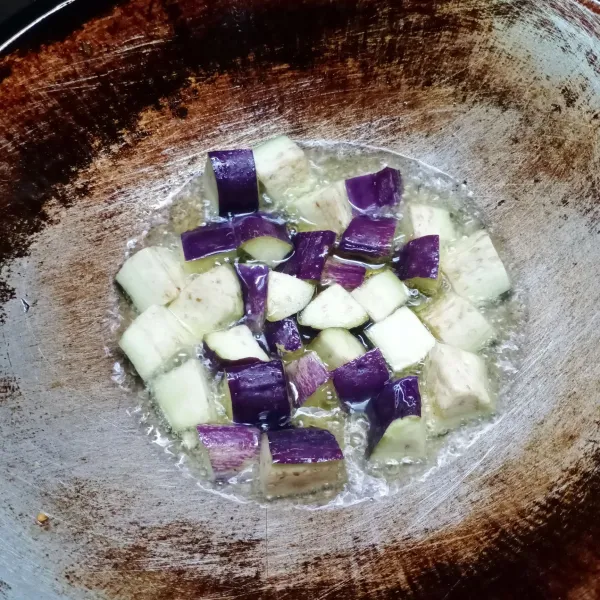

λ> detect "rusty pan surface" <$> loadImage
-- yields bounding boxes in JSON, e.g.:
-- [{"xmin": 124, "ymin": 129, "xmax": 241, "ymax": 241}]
[{"xmin": 0, "ymin": 0, "xmax": 599, "ymax": 598}]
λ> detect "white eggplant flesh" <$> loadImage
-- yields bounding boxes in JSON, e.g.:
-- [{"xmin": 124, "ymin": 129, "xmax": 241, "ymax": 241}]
[
  {"xmin": 298, "ymin": 284, "xmax": 368, "ymax": 330},
  {"xmin": 351, "ymin": 270, "xmax": 410, "ymax": 322},
  {"xmin": 293, "ymin": 181, "xmax": 353, "ymax": 235},
  {"xmin": 119, "ymin": 305, "xmax": 197, "ymax": 381},
  {"xmin": 408, "ymin": 203, "xmax": 457, "ymax": 244},
  {"xmin": 116, "ymin": 246, "xmax": 186, "ymax": 312},
  {"xmin": 370, "ymin": 416, "xmax": 427, "ymax": 463},
  {"xmin": 266, "ymin": 271, "xmax": 315, "ymax": 322},
  {"xmin": 204, "ymin": 325, "xmax": 269, "ymax": 364},
  {"xmin": 309, "ymin": 328, "xmax": 366, "ymax": 370}
]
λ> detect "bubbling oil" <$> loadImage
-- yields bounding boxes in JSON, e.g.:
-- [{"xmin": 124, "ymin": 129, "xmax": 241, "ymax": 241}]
[{"xmin": 111, "ymin": 141, "xmax": 526, "ymax": 509}]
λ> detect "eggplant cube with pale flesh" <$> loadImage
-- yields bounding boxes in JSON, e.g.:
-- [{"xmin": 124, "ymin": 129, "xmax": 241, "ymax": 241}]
[
  {"xmin": 298, "ymin": 283, "xmax": 368, "ymax": 330},
  {"xmin": 309, "ymin": 328, "xmax": 366, "ymax": 370},
  {"xmin": 266, "ymin": 271, "xmax": 315, "ymax": 322},
  {"xmin": 260, "ymin": 428, "xmax": 346, "ymax": 499},
  {"xmin": 424, "ymin": 343, "xmax": 493, "ymax": 433},
  {"xmin": 285, "ymin": 351, "xmax": 331, "ymax": 408},
  {"xmin": 233, "ymin": 213, "xmax": 293, "ymax": 266},
  {"xmin": 443, "ymin": 230, "xmax": 511, "ymax": 306},
  {"xmin": 116, "ymin": 246, "xmax": 186, "ymax": 312},
  {"xmin": 395, "ymin": 235, "xmax": 441, "ymax": 295},
  {"xmin": 204, "ymin": 324, "xmax": 269, "ymax": 368},
  {"xmin": 169, "ymin": 264, "xmax": 244, "ymax": 339},
  {"xmin": 152, "ymin": 359, "xmax": 217, "ymax": 432},
  {"xmin": 351, "ymin": 270, "xmax": 410, "ymax": 322},
  {"xmin": 180, "ymin": 221, "xmax": 238, "ymax": 275},
  {"xmin": 119, "ymin": 305, "xmax": 197, "ymax": 381},
  {"xmin": 366, "ymin": 307, "xmax": 436, "ymax": 373},
  {"xmin": 408, "ymin": 203, "xmax": 457, "ymax": 244},
  {"xmin": 293, "ymin": 181, "xmax": 353, "ymax": 235}
]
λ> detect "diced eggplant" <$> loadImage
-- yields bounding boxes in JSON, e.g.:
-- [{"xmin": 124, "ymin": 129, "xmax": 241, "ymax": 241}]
[
  {"xmin": 418, "ymin": 292, "xmax": 494, "ymax": 352},
  {"xmin": 253, "ymin": 135, "xmax": 313, "ymax": 204},
  {"xmin": 366, "ymin": 376, "xmax": 426, "ymax": 462},
  {"xmin": 345, "ymin": 167, "xmax": 403, "ymax": 213},
  {"xmin": 309, "ymin": 328, "xmax": 366, "ymax": 370},
  {"xmin": 442, "ymin": 230, "xmax": 511, "ymax": 305},
  {"xmin": 196, "ymin": 424, "xmax": 260, "ymax": 481},
  {"xmin": 223, "ymin": 360, "xmax": 291, "ymax": 428},
  {"xmin": 298, "ymin": 284, "xmax": 368, "ymax": 330},
  {"xmin": 394, "ymin": 235, "xmax": 441, "ymax": 295},
  {"xmin": 332, "ymin": 348, "xmax": 390, "ymax": 405},
  {"xmin": 235, "ymin": 263, "xmax": 269, "ymax": 333},
  {"xmin": 366, "ymin": 307, "xmax": 435, "ymax": 373},
  {"xmin": 203, "ymin": 150, "xmax": 259, "ymax": 216},
  {"xmin": 408, "ymin": 203, "xmax": 457, "ymax": 244},
  {"xmin": 180, "ymin": 221, "xmax": 238, "ymax": 273},
  {"xmin": 291, "ymin": 406, "xmax": 346, "ymax": 446},
  {"xmin": 264, "ymin": 318, "xmax": 303, "ymax": 356},
  {"xmin": 116, "ymin": 246, "xmax": 186, "ymax": 312},
  {"xmin": 351, "ymin": 270, "xmax": 409, "ymax": 322},
  {"xmin": 338, "ymin": 216, "xmax": 397, "ymax": 262},
  {"xmin": 152, "ymin": 359, "xmax": 217, "ymax": 431},
  {"xmin": 282, "ymin": 230, "xmax": 336, "ymax": 280},
  {"xmin": 260, "ymin": 428, "xmax": 346, "ymax": 498},
  {"xmin": 204, "ymin": 325, "xmax": 269, "ymax": 368},
  {"xmin": 423, "ymin": 343, "xmax": 493, "ymax": 433},
  {"xmin": 119, "ymin": 305, "xmax": 197, "ymax": 381},
  {"xmin": 233, "ymin": 213, "xmax": 293, "ymax": 266},
  {"xmin": 293, "ymin": 181, "xmax": 353, "ymax": 235},
  {"xmin": 320, "ymin": 257, "xmax": 367, "ymax": 291},
  {"xmin": 285, "ymin": 351, "xmax": 330, "ymax": 407},
  {"xmin": 170, "ymin": 264, "xmax": 244, "ymax": 339},
  {"xmin": 266, "ymin": 271, "xmax": 315, "ymax": 322}
]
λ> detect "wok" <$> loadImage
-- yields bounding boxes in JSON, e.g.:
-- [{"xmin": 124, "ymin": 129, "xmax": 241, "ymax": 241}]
[{"xmin": 0, "ymin": 0, "xmax": 599, "ymax": 598}]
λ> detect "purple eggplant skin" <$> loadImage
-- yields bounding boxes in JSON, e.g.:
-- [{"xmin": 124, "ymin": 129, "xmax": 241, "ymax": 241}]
[
  {"xmin": 366, "ymin": 376, "xmax": 421, "ymax": 455},
  {"xmin": 196, "ymin": 424, "xmax": 260, "ymax": 480},
  {"xmin": 208, "ymin": 150, "xmax": 259, "ymax": 216},
  {"xmin": 202, "ymin": 341, "xmax": 262, "ymax": 372},
  {"xmin": 264, "ymin": 318, "xmax": 303, "ymax": 355},
  {"xmin": 225, "ymin": 360, "xmax": 291, "ymax": 429},
  {"xmin": 394, "ymin": 234, "xmax": 440, "ymax": 281},
  {"xmin": 345, "ymin": 167, "xmax": 403, "ymax": 214},
  {"xmin": 338, "ymin": 216, "xmax": 397, "ymax": 262},
  {"xmin": 285, "ymin": 352, "xmax": 330, "ymax": 407},
  {"xmin": 282, "ymin": 231, "xmax": 336, "ymax": 280},
  {"xmin": 181, "ymin": 221, "xmax": 237, "ymax": 262},
  {"xmin": 320, "ymin": 257, "xmax": 366, "ymax": 291},
  {"xmin": 332, "ymin": 348, "xmax": 390, "ymax": 405},
  {"xmin": 233, "ymin": 212, "xmax": 291, "ymax": 246},
  {"xmin": 235, "ymin": 263, "xmax": 269, "ymax": 333},
  {"xmin": 266, "ymin": 427, "xmax": 344, "ymax": 464}
]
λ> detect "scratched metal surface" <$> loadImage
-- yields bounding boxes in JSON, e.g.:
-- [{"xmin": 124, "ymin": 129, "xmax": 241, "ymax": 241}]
[{"xmin": 0, "ymin": 0, "xmax": 599, "ymax": 598}]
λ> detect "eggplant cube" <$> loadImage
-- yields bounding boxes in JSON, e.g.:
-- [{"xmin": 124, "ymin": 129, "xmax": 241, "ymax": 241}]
[
  {"xmin": 332, "ymin": 348, "xmax": 390, "ymax": 405},
  {"xmin": 345, "ymin": 166, "xmax": 403, "ymax": 213},
  {"xmin": 320, "ymin": 257, "xmax": 366, "ymax": 291},
  {"xmin": 266, "ymin": 271, "xmax": 315, "ymax": 322},
  {"xmin": 233, "ymin": 214, "xmax": 293, "ymax": 266},
  {"xmin": 443, "ymin": 231, "xmax": 511, "ymax": 305},
  {"xmin": 260, "ymin": 428, "xmax": 346, "ymax": 498},
  {"xmin": 116, "ymin": 246, "xmax": 186, "ymax": 312},
  {"xmin": 291, "ymin": 406, "xmax": 346, "ymax": 447},
  {"xmin": 282, "ymin": 230, "xmax": 336, "ymax": 281},
  {"xmin": 204, "ymin": 325, "xmax": 269, "ymax": 367},
  {"xmin": 169, "ymin": 264, "xmax": 244, "ymax": 339},
  {"xmin": 119, "ymin": 305, "xmax": 197, "ymax": 381},
  {"xmin": 235, "ymin": 263, "xmax": 269, "ymax": 334},
  {"xmin": 419, "ymin": 292, "xmax": 494, "ymax": 352},
  {"xmin": 309, "ymin": 328, "xmax": 366, "ymax": 370},
  {"xmin": 152, "ymin": 359, "xmax": 217, "ymax": 431},
  {"xmin": 196, "ymin": 425, "xmax": 260, "ymax": 481},
  {"xmin": 367, "ymin": 376, "xmax": 426, "ymax": 462},
  {"xmin": 338, "ymin": 216, "xmax": 397, "ymax": 262},
  {"xmin": 264, "ymin": 318, "xmax": 303, "ymax": 355},
  {"xmin": 180, "ymin": 221, "xmax": 238, "ymax": 274},
  {"xmin": 424, "ymin": 343, "xmax": 493, "ymax": 431},
  {"xmin": 253, "ymin": 136, "xmax": 313, "ymax": 203},
  {"xmin": 395, "ymin": 235, "xmax": 441, "ymax": 295},
  {"xmin": 351, "ymin": 270, "xmax": 410, "ymax": 322},
  {"xmin": 293, "ymin": 181, "xmax": 353, "ymax": 235},
  {"xmin": 298, "ymin": 284, "xmax": 368, "ymax": 330},
  {"xmin": 366, "ymin": 307, "xmax": 436, "ymax": 372},
  {"xmin": 408, "ymin": 203, "xmax": 457, "ymax": 243},
  {"xmin": 285, "ymin": 351, "xmax": 330, "ymax": 407}
]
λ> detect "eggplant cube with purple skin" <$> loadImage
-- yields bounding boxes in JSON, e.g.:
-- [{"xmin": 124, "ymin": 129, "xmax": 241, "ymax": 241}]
[
  {"xmin": 345, "ymin": 166, "xmax": 403, "ymax": 214},
  {"xmin": 298, "ymin": 284, "xmax": 368, "ymax": 330},
  {"xmin": 264, "ymin": 318, "xmax": 303, "ymax": 356},
  {"xmin": 169, "ymin": 264, "xmax": 244, "ymax": 339},
  {"xmin": 180, "ymin": 221, "xmax": 238, "ymax": 274},
  {"xmin": 203, "ymin": 149, "xmax": 259, "ymax": 217},
  {"xmin": 351, "ymin": 270, "xmax": 410, "ymax": 323},
  {"xmin": 235, "ymin": 263, "xmax": 269, "ymax": 334},
  {"xmin": 196, "ymin": 425, "xmax": 260, "ymax": 482},
  {"xmin": 233, "ymin": 214, "xmax": 293, "ymax": 267},
  {"xmin": 282, "ymin": 230, "xmax": 336, "ymax": 281},
  {"xmin": 442, "ymin": 230, "xmax": 511, "ymax": 306},
  {"xmin": 260, "ymin": 428, "xmax": 346, "ymax": 498},
  {"xmin": 332, "ymin": 348, "xmax": 390, "ymax": 406},
  {"xmin": 320, "ymin": 257, "xmax": 366, "ymax": 291},
  {"xmin": 204, "ymin": 325, "xmax": 269, "ymax": 369},
  {"xmin": 285, "ymin": 351, "xmax": 331, "ymax": 408},
  {"xmin": 338, "ymin": 216, "xmax": 397, "ymax": 262},
  {"xmin": 395, "ymin": 235, "xmax": 441, "ymax": 295},
  {"xmin": 116, "ymin": 246, "xmax": 186, "ymax": 312},
  {"xmin": 367, "ymin": 376, "xmax": 426, "ymax": 463},
  {"xmin": 366, "ymin": 307, "xmax": 436, "ymax": 373},
  {"xmin": 222, "ymin": 360, "xmax": 291, "ymax": 429},
  {"xmin": 293, "ymin": 181, "xmax": 353, "ymax": 235},
  {"xmin": 424, "ymin": 343, "xmax": 493, "ymax": 433}
]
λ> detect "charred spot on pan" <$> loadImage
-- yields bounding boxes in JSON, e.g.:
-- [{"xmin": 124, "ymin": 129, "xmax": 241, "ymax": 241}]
[
  {"xmin": 561, "ymin": 85, "xmax": 578, "ymax": 108},
  {"xmin": 0, "ymin": 376, "xmax": 20, "ymax": 403},
  {"xmin": 0, "ymin": 63, "xmax": 12, "ymax": 85}
]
